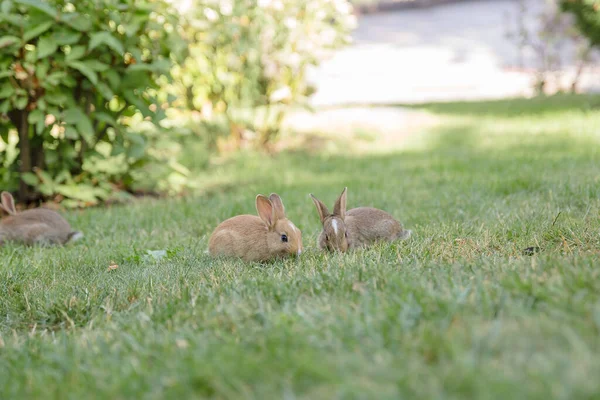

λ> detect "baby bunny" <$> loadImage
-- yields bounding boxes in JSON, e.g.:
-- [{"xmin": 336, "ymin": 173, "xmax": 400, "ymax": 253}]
[
  {"xmin": 208, "ymin": 193, "xmax": 303, "ymax": 262},
  {"xmin": 0, "ymin": 191, "xmax": 83, "ymax": 246},
  {"xmin": 310, "ymin": 187, "xmax": 411, "ymax": 252}
]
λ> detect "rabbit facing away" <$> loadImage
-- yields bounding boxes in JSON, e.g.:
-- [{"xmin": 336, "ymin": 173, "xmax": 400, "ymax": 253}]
[
  {"xmin": 310, "ymin": 187, "xmax": 411, "ymax": 252},
  {"xmin": 209, "ymin": 193, "xmax": 303, "ymax": 262},
  {"xmin": 0, "ymin": 191, "xmax": 83, "ymax": 246}
]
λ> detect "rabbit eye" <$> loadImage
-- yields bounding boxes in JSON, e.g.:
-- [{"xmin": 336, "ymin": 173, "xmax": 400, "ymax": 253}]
[
  {"xmin": 325, "ymin": 234, "xmax": 329, "ymax": 241},
  {"xmin": 344, "ymin": 231, "xmax": 348, "ymax": 239},
  {"xmin": 281, "ymin": 234, "xmax": 288, "ymax": 243}
]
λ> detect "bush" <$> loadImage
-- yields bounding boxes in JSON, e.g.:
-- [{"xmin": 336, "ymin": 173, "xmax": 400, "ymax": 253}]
[
  {"xmin": 0, "ymin": 0, "xmax": 186, "ymax": 205},
  {"xmin": 0, "ymin": 0, "xmax": 355, "ymax": 205},
  {"xmin": 561, "ymin": 0, "xmax": 600, "ymax": 46},
  {"xmin": 506, "ymin": 0, "xmax": 595, "ymax": 94},
  {"xmin": 171, "ymin": 0, "xmax": 355, "ymax": 148}
]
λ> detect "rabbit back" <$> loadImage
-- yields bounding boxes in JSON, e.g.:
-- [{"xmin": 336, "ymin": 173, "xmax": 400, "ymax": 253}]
[
  {"xmin": 0, "ymin": 208, "xmax": 78, "ymax": 245},
  {"xmin": 346, "ymin": 207, "xmax": 410, "ymax": 248},
  {"xmin": 208, "ymin": 215, "xmax": 269, "ymax": 262}
]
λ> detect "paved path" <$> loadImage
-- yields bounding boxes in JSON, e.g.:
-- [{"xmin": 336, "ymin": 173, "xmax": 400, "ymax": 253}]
[{"xmin": 307, "ymin": 0, "xmax": 599, "ymax": 106}]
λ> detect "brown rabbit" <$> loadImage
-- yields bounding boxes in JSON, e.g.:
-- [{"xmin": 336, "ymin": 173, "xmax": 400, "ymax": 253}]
[
  {"xmin": 310, "ymin": 187, "xmax": 411, "ymax": 252},
  {"xmin": 208, "ymin": 193, "xmax": 303, "ymax": 262},
  {"xmin": 0, "ymin": 191, "xmax": 83, "ymax": 246}
]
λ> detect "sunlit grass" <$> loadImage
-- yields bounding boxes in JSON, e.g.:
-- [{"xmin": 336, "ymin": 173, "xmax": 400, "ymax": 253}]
[{"xmin": 1, "ymin": 95, "xmax": 600, "ymax": 399}]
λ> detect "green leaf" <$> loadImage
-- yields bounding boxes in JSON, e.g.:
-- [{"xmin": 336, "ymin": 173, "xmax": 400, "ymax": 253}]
[
  {"xmin": 126, "ymin": 64, "xmax": 153, "ymax": 72},
  {"xmin": 14, "ymin": 96, "xmax": 28, "ymax": 110},
  {"xmin": 0, "ymin": 35, "xmax": 20, "ymax": 49},
  {"xmin": 45, "ymin": 91, "xmax": 69, "ymax": 105},
  {"xmin": 37, "ymin": 182, "xmax": 53, "ymax": 196},
  {"xmin": 1, "ymin": 0, "xmax": 13, "ymax": 14},
  {"xmin": 27, "ymin": 109, "xmax": 43, "ymax": 124},
  {"xmin": 44, "ymin": 71, "xmax": 68, "ymax": 87},
  {"xmin": 36, "ymin": 117, "xmax": 45, "ymax": 134},
  {"xmin": 126, "ymin": 132, "xmax": 146, "ymax": 160},
  {"xmin": 124, "ymin": 16, "xmax": 145, "ymax": 37},
  {"xmin": 21, "ymin": 172, "xmax": 39, "ymax": 186},
  {"xmin": 111, "ymin": 142, "xmax": 125, "ymax": 156},
  {"xmin": 37, "ymin": 36, "xmax": 58, "ymax": 59},
  {"xmin": 65, "ymin": 45, "xmax": 86, "ymax": 61},
  {"xmin": 0, "ymin": 100, "xmax": 10, "ymax": 113},
  {"xmin": 55, "ymin": 184, "xmax": 99, "ymax": 203},
  {"xmin": 54, "ymin": 30, "xmax": 81, "ymax": 45},
  {"xmin": 23, "ymin": 20, "xmax": 53, "ymax": 42},
  {"xmin": 68, "ymin": 61, "xmax": 98, "ymax": 85},
  {"xmin": 144, "ymin": 250, "xmax": 167, "ymax": 261},
  {"xmin": 0, "ymin": 124, "xmax": 9, "ymax": 143},
  {"xmin": 54, "ymin": 169, "xmax": 71, "ymax": 184},
  {"xmin": 0, "ymin": 70, "xmax": 14, "ymax": 79},
  {"xmin": 1, "ymin": 14, "xmax": 25, "ymax": 27},
  {"xmin": 64, "ymin": 125, "xmax": 78, "ymax": 140},
  {"xmin": 128, "ymin": 59, "xmax": 171, "ymax": 73},
  {"xmin": 123, "ymin": 92, "xmax": 151, "ymax": 117},
  {"xmin": 28, "ymin": 109, "xmax": 45, "ymax": 134},
  {"xmin": 95, "ymin": 81, "xmax": 114, "ymax": 100},
  {"xmin": 95, "ymin": 112, "xmax": 117, "ymax": 126},
  {"xmin": 61, "ymin": 13, "xmax": 92, "ymax": 32},
  {"xmin": 61, "ymin": 74, "xmax": 77, "ymax": 88},
  {"xmin": 63, "ymin": 107, "xmax": 94, "ymax": 144},
  {"xmin": 35, "ymin": 60, "xmax": 49, "ymax": 79},
  {"xmin": 35, "ymin": 169, "xmax": 53, "ymax": 185},
  {"xmin": 121, "ymin": 70, "xmax": 150, "ymax": 90},
  {"xmin": 83, "ymin": 60, "xmax": 110, "ymax": 72},
  {"xmin": 36, "ymin": 97, "xmax": 46, "ymax": 110},
  {"xmin": 104, "ymin": 69, "xmax": 121, "ymax": 90},
  {"xmin": 89, "ymin": 32, "xmax": 124, "ymax": 54},
  {"xmin": 14, "ymin": 0, "xmax": 57, "ymax": 18},
  {"xmin": 0, "ymin": 83, "xmax": 15, "ymax": 99}
]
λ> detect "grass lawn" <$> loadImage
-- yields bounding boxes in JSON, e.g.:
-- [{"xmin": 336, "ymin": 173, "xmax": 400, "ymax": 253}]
[{"xmin": 2, "ymin": 95, "xmax": 600, "ymax": 399}]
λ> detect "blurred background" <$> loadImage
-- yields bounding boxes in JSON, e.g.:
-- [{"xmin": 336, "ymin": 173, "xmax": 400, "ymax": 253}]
[
  {"xmin": 312, "ymin": 0, "xmax": 600, "ymax": 106},
  {"xmin": 0, "ymin": 0, "xmax": 598, "ymax": 207}
]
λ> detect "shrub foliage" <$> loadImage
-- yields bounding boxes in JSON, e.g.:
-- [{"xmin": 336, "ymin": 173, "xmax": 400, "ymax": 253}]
[
  {"xmin": 171, "ymin": 0, "xmax": 355, "ymax": 147},
  {"xmin": 0, "ymin": 0, "xmax": 184, "ymax": 204},
  {"xmin": 561, "ymin": 0, "xmax": 600, "ymax": 46},
  {"xmin": 0, "ymin": 0, "xmax": 354, "ymax": 204}
]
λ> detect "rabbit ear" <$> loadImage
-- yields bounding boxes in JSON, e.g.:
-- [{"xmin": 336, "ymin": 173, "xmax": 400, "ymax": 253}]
[
  {"xmin": 269, "ymin": 193, "xmax": 286, "ymax": 221},
  {"xmin": 0, "ymin": 191, "xmax": 16, "ymax": 215},
  {"xmin": 256, "ymin": 195, "xmax": 275, "ymax": 228},
  {"xmin": 310, "ymin": 194, "xmax": 330, "ymax": 223},
  {"xmin": 333, "ymin": 187, "xmax": 347, "ymax": 220}
]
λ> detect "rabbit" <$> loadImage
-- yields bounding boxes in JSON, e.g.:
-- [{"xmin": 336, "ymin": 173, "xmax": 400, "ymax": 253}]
[
  {"xmin": 0, "ymin": 191, "xmax": 83, "ymax": 246},
  {"xmin": 208, "ymin": 193, "xmax": 303, "ymax": 262},
  {"xmin": 310, "ymin": 187, "xmax": 411, "ymax": 252}
]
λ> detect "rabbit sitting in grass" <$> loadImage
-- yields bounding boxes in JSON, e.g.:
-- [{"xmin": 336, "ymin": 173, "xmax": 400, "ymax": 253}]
[
  {"xmin": 0, "ymin": 191, "xmax": 83, "ymax": 246},
  {"xmin": 209, "ymin": 193, "xmax": 303, "ymax": 262},
  {"xmin": 310, "ymin": 187, "xmax": 411, "ymax": 252}
]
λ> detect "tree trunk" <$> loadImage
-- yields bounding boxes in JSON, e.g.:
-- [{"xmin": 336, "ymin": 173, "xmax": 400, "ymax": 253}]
[
  {"xmin": 18, "ymin": 111, "xmax": 32, "ymax": 201},
  {"xmin": 31, "ymin": 134, "xmax": 45, "ymax": 171},
  {"xmin": 8, "ymin": 110, "xmax": 32, "ymax": 201}
]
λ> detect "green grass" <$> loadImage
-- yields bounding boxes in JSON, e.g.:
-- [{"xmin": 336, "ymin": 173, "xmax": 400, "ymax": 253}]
[{"xmin": 2, "ymin": 95, "xmax": 600, "ymax": 399}]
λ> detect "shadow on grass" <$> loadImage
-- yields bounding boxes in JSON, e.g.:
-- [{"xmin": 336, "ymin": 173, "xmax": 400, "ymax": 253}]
[
  {"xmin": 324, "ymin": 94, "xmax": 600, "ymax": 118},
  {"xmin": 199, "ymin": 118, "xmax": 600, "ymax": 216},
  {"xmin": 406, "ymin": 94, "xmax": 600, "ymax": 117}
]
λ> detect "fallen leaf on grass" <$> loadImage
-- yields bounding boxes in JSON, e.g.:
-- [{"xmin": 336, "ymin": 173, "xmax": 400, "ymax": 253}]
[{"xmin": 145, "ymin": 250, "xmax": 167, "ymax": 261}]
